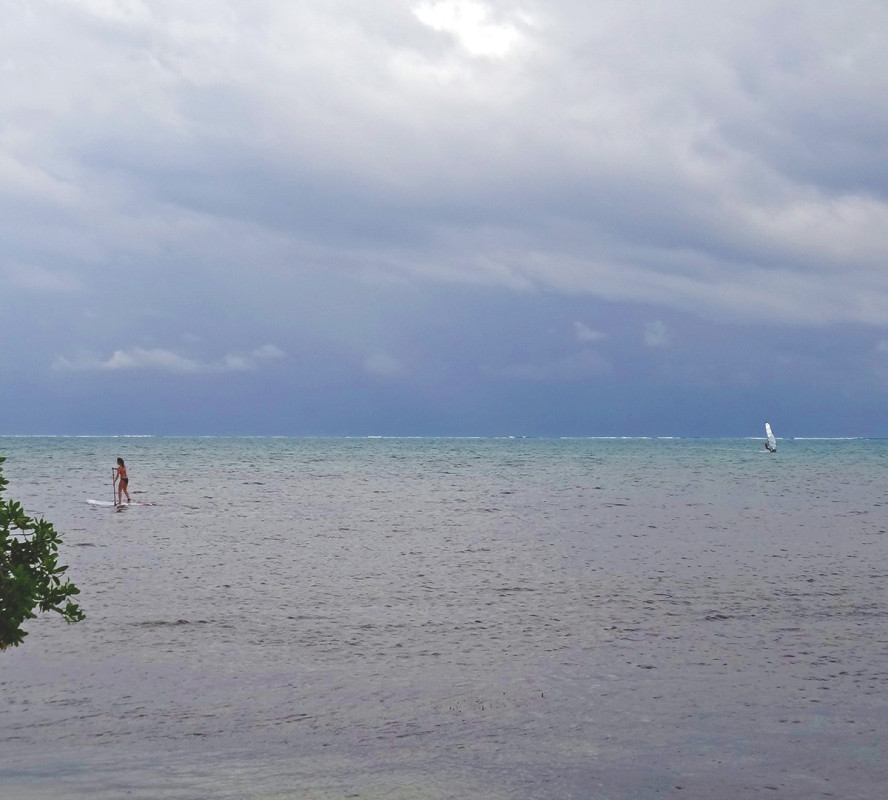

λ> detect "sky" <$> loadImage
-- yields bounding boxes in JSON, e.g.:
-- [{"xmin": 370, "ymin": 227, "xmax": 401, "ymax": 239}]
[{"xmin": 2, "ymin": 0, "xmax": 887, "ymax": 436}]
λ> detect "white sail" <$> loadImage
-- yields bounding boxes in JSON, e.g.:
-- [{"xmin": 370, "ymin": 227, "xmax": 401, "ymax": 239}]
[{"xmin": 765, "ymin": 422, "xmax": 777, "ymax": 452}]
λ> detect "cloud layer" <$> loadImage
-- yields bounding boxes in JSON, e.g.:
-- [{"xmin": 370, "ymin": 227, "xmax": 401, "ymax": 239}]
[
  {"xmin": 2, "ymin": 1, "xmax": 888, "ymax": 434},
  {"xmin": 3, "ymin": 0, "xmax": 886, "ymax": 324}
]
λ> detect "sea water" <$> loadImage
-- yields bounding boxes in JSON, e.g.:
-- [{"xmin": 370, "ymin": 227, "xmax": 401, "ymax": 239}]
[{"xmin": 0, "ymin": 437, "xmax": 886, "ymax": 799}]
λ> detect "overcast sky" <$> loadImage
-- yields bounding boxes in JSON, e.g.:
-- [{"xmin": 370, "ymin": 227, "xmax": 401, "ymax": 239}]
[{"xmin": 2, "ymin": 0, "xmax": 887, "ymax": 436}]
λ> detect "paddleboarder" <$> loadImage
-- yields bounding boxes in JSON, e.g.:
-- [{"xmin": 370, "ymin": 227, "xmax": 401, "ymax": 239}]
[{"xmin": 113, "ymin": 457, "xmax": 131, "ymax": 505}]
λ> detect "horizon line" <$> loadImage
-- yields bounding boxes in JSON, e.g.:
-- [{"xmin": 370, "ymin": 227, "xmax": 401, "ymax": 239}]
[{"xmin": 0, "ymin": 434, "xmax": 878, "ymax": 441}]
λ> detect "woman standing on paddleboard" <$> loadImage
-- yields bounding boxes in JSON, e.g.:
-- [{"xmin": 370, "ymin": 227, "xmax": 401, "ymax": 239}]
[{"xmin": 114, "ymin": 457, "xmax": 131, "ymax": 505}]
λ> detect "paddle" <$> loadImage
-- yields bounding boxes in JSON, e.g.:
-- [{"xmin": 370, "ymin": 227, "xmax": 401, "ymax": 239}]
[{"xmin": 112, "ymin": 468, "xmax": 117, "ymax": 507}]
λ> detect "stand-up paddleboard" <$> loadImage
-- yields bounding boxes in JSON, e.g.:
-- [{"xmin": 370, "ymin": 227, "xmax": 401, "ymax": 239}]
[
  {"xmin": 87, "ymin": 499, "xmax": 121, "ymax": 508},
  {"xmin": 765, "ymin": 422, "xmax": 777, "ymax": 453},
  {"xmin": 86, "ymin": 499, "xmax": 156, "ymax": 507}
]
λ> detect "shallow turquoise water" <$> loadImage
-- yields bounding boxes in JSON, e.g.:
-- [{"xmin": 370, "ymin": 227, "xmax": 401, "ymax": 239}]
[{"xmin": 1, "ymin": 437, "xmax": 886, "ymax": 798}]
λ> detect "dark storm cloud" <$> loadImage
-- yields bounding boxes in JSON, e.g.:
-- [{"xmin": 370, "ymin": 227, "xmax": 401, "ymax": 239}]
[{"xmin": 6, "ymin": 2, "xmax": 887, "ymax": 307}]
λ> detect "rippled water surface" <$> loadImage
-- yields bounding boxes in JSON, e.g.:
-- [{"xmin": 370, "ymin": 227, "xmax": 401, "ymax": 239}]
[{"xmin": 1, "ymin": 437, "xmax": 886, "ymax": 799}]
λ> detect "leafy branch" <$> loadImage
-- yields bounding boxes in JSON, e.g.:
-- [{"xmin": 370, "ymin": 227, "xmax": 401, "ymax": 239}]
[{"xmin": 0, "ymin": 455, "xmax": 85, "ymax": 650}]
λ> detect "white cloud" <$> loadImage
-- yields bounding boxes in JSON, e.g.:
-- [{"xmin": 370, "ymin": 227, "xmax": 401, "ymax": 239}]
[
  {"xmin": 573, "ymin": 321, "xmax": 606, "ymax": 343},
  {"xmin": 53, "ymin": 345, "xmax": 286, "ymax": 373},
  {"xmin": 643, "ymin": 321, "xmax": 670, "ymax": 348},
  {"xmin": 413, "ymin": 1, "xmax": 530, "ymax": 58},
  {"xmin": 251, "ymin": 344, "xmax": 286, "ymax": 361},
  {"xmin": 220, "ymin": 354, "xmax": 256, "ymax": 372},
  {"xmin": 218, "ymin": 345, "xmax": 285, "ymax": 371},
  {"xmin": 53, "ymin": 348, "xmax": 203, "ymax": 373}
]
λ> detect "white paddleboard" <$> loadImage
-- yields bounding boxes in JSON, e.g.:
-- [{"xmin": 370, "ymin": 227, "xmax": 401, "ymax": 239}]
[{"xmin": 86, "ymin": 499, "xmax": 155, "ymax": 507}]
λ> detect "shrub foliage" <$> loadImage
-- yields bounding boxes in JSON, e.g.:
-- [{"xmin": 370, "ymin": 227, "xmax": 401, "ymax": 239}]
[{"xmin": 0, "ymin": 455, "xmax": 84, "ymax": 650}]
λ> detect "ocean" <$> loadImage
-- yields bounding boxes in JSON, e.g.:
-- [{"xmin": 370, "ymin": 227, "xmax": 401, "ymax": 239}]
[{"xmin": 1, "ymin": 436, "xmax": 886, "ymax": 799}]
